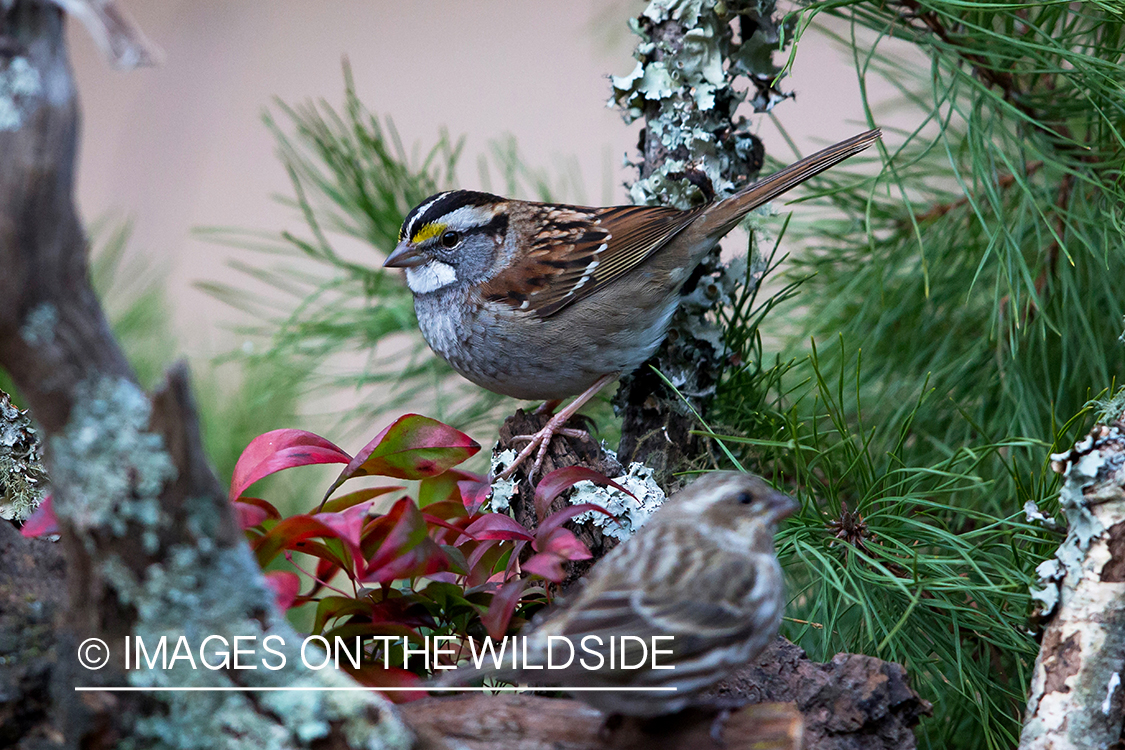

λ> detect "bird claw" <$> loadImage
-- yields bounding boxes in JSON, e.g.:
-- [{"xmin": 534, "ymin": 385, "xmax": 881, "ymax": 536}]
[
  {"xmin": 498, "ymin": 417, "xmax": 590, "ymax": 481},
  {"xmin": 493, "ymin": 373, "xmax": 617, "ymax": 483}
]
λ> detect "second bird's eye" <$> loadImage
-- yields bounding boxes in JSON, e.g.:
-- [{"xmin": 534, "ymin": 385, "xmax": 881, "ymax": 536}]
[
  {"xmin": 440, "ymin": 231, "xmax": 462, "ymax": 249},
  {"xmin": 736, "ymin": 491, "xmax": 754, "ymax": 505}
]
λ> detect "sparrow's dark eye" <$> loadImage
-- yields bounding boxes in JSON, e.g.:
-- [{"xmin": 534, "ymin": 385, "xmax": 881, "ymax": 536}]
[
  {"xmin": 736, "ymin": 491, "xmax": 754, "ymax": 506},
  {"xmin": 440, "ymin": 231, "xmax": 462, "ymax": 249}
]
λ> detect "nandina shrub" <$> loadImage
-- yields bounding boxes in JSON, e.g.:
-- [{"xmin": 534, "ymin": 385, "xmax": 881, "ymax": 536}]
[
  {"xmin": 21, "ymin": 413, "xmax": 624, "ymax": 699},
  {"xmin": 228, "ymin": 414, "xmax": 621, "ymax": 699}
]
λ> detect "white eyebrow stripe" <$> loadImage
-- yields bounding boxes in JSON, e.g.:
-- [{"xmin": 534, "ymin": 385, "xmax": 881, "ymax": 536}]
[
  {"xmin": 403, "ymin": 192, "xmax": 451, "ymax": 240},
  {"xmin": 439, "ymin": 204, "xmax": 498, "ymax": 232}
]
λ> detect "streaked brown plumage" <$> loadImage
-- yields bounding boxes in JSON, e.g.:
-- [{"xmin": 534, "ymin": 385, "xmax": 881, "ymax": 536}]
[
  {"xmin": 441, "ymin": 472, "xmax": 797, "ymax": 717},
  {"xmin": 385, "ymin": 130, "xmax": 881, "ymax": 479}
]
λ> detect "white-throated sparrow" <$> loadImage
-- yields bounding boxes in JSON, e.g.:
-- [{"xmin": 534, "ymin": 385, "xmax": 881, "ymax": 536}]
[{"xmin": 385, "ymin": 129, "xmax": 881, "ymax": 477}]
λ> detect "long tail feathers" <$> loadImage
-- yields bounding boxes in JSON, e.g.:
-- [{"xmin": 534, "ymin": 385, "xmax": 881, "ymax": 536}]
[{"xmin": 705, "ymin": 128, "xmax": 882, "ymax": 235}]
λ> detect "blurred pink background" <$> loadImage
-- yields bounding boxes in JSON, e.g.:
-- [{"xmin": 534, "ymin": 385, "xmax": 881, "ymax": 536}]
[{"xmin": 66, "ymin": 1, "xmax": 874, "ymax": 357}]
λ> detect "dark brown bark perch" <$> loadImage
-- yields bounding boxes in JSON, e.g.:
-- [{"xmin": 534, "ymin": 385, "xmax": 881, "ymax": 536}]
[
  {"xmin": 401, "ymin": 638, "xmax": 928, "ymax": 750},
  {"xmin": 403, "ymin": 696, "xmax": 801, "ymax": 750},
  {"xmin": 707, "ymin": 638, "xmax": 931, "ymax": 750},
  {"xmin": 0, "ymin": 523, "xmax": 65, "ymax": 748}
]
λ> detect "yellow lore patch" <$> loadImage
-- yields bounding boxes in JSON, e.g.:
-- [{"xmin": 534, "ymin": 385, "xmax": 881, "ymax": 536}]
[{"xmin": 411, "ymin": 222, "xmax": 447, "ymax": 244}]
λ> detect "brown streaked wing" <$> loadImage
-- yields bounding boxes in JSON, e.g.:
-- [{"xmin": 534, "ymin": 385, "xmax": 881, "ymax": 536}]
[
  {"xmin": 480, "ymin": 203, "xmax": 699, "ymax": 318},
  {"xmin": 544, "ymin": 538, "xmax": 761, "ymax": 653}
]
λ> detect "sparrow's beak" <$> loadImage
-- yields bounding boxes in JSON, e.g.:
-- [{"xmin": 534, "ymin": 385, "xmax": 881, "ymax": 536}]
[
  {"xmin": 766, "ymin": 490, "xmax": 799, "ymax": 523},
  {"xmin": 384, "ymin": 242, "xmax": 428, "ymax": 269}
]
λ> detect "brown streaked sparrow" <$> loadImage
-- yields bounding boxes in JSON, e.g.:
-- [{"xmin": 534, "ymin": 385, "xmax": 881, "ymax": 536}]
[
  {"xmin": 438, "ymin": 471, "xmax": 797, "ymax": 718},
  {"xmin": 385, "ymin": 130, "xmax": 881, "ymax": 478}
]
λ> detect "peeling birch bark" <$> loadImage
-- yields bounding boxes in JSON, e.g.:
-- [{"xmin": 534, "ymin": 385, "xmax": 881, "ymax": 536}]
[{"xmin": 1020, "ymin": 417, "xmax": 1125, "ymax": 749}]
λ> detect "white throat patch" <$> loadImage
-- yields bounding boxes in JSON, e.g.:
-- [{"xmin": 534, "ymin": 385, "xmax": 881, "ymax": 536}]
[{"xmin": 406, "ymin": 261, "xmax": 457, "ymax": 294}]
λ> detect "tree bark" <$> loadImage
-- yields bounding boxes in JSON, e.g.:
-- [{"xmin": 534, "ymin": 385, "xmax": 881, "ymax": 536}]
[
  {"xmin": 1020, "ymin": 417, "xmax": 1125, "ymax": 750},
  {"xmin": 0, "ymin": 4, "xmax": 411, "ymax": 748}
]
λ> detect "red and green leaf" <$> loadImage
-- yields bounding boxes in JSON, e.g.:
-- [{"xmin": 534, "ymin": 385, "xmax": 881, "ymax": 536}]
[
  {"xmin": 230, "ymin": 429, "xmax": 350, "ymax": 501},
  {"xmin": 324, "ymin": 415, "xmax": 479, "ymax": 498},
  {"xmin": 481, "ymin": 578, "xmax": 527, "ymax": 640},
  {"xmin": 533, "ymin": 465, "xmax": 633, "ymax": 521},
  {"xmin": 364, "ymin": 539, "xmax": 449, "ymax": 583},
  {"xmin": 320, "ymin": 485, "xmax": 402, "ymax": 514},
  {"xmin": 252, "ymin": 515, "xmax": 343, "ymax": 568},
  {"xmin": 363, "ymin": 498, "xmax": 430, "ymax": 571}
]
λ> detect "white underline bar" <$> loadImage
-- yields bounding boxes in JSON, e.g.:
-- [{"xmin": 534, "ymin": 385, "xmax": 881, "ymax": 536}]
[{"xmin": 75, "ymin": 686, "xmax": 677, "ymax": 692}]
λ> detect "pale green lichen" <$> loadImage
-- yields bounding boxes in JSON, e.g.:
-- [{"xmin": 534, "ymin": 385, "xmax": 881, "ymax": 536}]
[
  {"xmin": 610, "ymin": 0, "xmax": 790, "ymax": 423},
  {"xmin": 104, "ymin": 544, "xmax": 412, "ymax": 750},
  {"xmin": 0, "ymin": 55, "xmax": 41, "ymax": 131},
  {"xmin": 20, "ymin": 303, "xmax": 59, "ymax": 348},
  {"xmin": 611, "ymin": 0, "xmax": 791, "ymax": 208},
  {"xmin": 53, "ymin": 375, "xmax": 411, "ymax": 748},
  {"xmin": 1030, "ymin": 426, "xmax": 1125, "ymax": 617},
  {"xmin": 488, "ymin": 448, "xmax": 520, "ymax": 513},
  {"xmin": 0, "ymin": 391, "xmax": 49, "ymax": 521},
  {"xmin": 570, "ymin": 455, "xmax": 667, "ymax": 540},
  {"xmin": 49, "ymin": 377, "xmax": 175, "ymax": 551}
]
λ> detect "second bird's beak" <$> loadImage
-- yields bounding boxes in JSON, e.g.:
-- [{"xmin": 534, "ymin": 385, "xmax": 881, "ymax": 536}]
[
  {"xmin": 384, "ymin": 242, "xmax": 428, "ymax": 269},
  {"xmin": 767, "ymin": 490, "xmax": 799, "ymax": 523}
]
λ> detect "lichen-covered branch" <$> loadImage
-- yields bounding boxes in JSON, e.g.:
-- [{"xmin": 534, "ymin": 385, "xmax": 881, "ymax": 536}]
[
  {"xmin": 0, "ymin": 391, "xmax": 48, "ymax": 521},
  {"xmin": 1020, "ymin": 409, "xmax": 1125, "ymax": 749},
  {"xmin": 0, "ymin": 3, "xmax": 410, "ymax": 748},
  {"xmin": 609, "ymin": 0, "xmax": 788, "ymax": 483}
]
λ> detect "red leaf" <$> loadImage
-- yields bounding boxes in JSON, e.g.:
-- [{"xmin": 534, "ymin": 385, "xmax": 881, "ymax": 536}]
[
  {"xmin": 264, "ymin": 571, "xmax": 301, "ymax": 612},
  {"xmin": 363, "ymin": 539, "xmax": 449, "ymax": 583},
  {"xmin": 252, "ymin": 515, "xmax": 342, "ymax": 568},
  {"xmin": 364, "ymin": 498, "xmax": 430, "ymax": 572},
  {"xmin": 313, "ymin": 501, "xmax": 376, "ymax": 557},
  {"xmin": 343, "ymin": 665, "xmax": 426, "ymax": 703},
  {"xmin": 234, "ymin": 501, "xmax": 270, "ymax": 530},
  {"xmin": 537, "ymin": 527, "xmax": 592, "ymax": 561},
  {"xmin": 536, "ymin": 503, "xmax": 617, "ymax": 545},
  {"xmin": 464, "ymin": 513, "xmax": 534, "ymax": 542},
  {"xmin": 522, "ymin": 552, "xmax": 566, "ymax": 582},
  {"xmin": 20, "ymin": 495, "xmax": 58, "ymax": 537},
  {"xmin": 458, "ymin": 477, "xmax": 491, "ymax": 515},
  {"xmin": 324, "ymin": 415, "xmax": 480, "ymax": 498},
  {"xmin": 230, "ymin": 429, "xmax": 350, "ymax": 501},
  {"xmin": 465, "ymin": 539, "xmax": 500, "ymax": 576},
  {"xmin": 481, "ymin": 578, "xmax": 526, "ymax": 640},
  {"xmin": 320, "ymin": 485, "xmax": 402, "ymax": 514},
  {"xmin": 533, "ymin": 466, "xmax": 633, "ymax": 521},
  {"xmin": 234, "ymin": 496, "xmax": 282, "ymax": 521}
]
